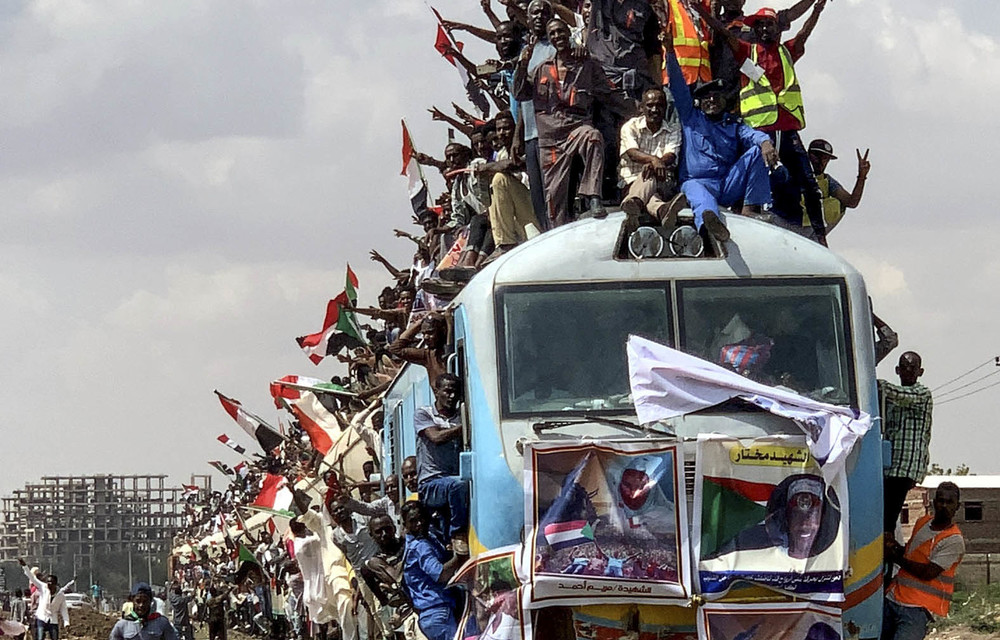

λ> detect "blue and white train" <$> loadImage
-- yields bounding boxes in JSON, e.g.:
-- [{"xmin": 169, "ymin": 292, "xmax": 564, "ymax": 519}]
[{"xmin": 383, "ymin": 212, "xmax": 885, "ymax": 638}]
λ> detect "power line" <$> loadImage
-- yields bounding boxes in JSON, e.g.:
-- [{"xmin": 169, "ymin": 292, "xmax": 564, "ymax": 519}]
[
  {"xmin": 932, "ymin": 357, "xmax": 998, "ymax": 392},
  {"xmin": 936, "ymin": 368, "xmax": 1000, "ymax": 399},
  {"xmin": 937, "ymin": 378, "xmax": 1000, "ymax": 406}
]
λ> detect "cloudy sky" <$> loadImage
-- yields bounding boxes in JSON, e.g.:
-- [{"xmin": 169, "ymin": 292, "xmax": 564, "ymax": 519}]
[{"xmin": 1, "ymin": 0, "xmax": 998, "ymax": 498}]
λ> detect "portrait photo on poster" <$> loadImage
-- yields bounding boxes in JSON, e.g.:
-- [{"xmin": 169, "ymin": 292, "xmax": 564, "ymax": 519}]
[
  {"xmin": 698, "ymin": 602, "xmax": 843, "ymax": 640},
  {"xmin": 450, "ymin": 546, "xmax": 530, "ymax": 640},
  {"xmin": 523, "ymin": 439, "xmax": 691, "ymax": 606},
  {"xmin": 693, "ymin": 435, "xmax": 848, "ymax": 600}
]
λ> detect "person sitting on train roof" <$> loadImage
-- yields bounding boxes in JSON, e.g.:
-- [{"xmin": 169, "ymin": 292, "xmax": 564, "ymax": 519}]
[
  {"xmin": 695, "ymin": 0, "xmax": 829, "ymax": 246},
  {"xmin": 663, "ymin": 42, "xmax": 775, "ymax": 248},
  {"xmin": 400, "ymin": 500, "xmax": 466, "ymax": 640},
  {"xmin": 618, "ymin": 87, "xmax": 683, "ymax": 228},
  {"xmin": 388, "ymin": 312, "xmax": 450, "ymax": 386},
  {"xmin": 513, "ymin": 17, "xmax": 636, "ymax": 226},
  {"xmin": 474, "ymin": 110, "xmax": 539, "ymax": 259},
  {"xmin": 795, "ymin": 139, "xmax": 871, "ymax": 241},
  {"xmin": 708, "ymin": 0, "xmax": 818, "ymax": 106},
  {"xmin": 413, "ymin": 374, "xmax": 470, "ymax": 556}
]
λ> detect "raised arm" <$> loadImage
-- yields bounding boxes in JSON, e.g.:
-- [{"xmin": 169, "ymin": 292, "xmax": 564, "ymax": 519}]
[
  {"xmin": 872, "ymin": 312, "xmax": 898, "ymax": 365},
  {"xmin": 781, "ymin": 0, "xmax": 817, "ymax": 25},
  {"xmin": 664, "ymin": 47, "xmax": 694, "ymax": 121},
  {"xmin": 480, "ymin": 0, "xmax": 503, "ymax": 29},
  {"xmin": 691, "ymin": 2, "xmax": 741, "ymax": 55},
  {"xmin": 19, "ymin": 559, "xmax": 46, "ymax": 590},
  {"xmin": 427, "ymin": 106, "xmax": 475, "ymax": 138},
  {"xmin": 552, "ymin": 3, "xmax": 578, "ymax": 24},
  {"xmin": 832, "ymin": 149, "xmax": 870, "ymax": 209},
  {"xmin": 790, "ymin": 0, "xmax": 825, "ymax": 56},
  {"xmin": 369, "ymin": 250, "xmax": 403, "ymax": 278},
  {"xmin": 442, "ymin": 18, "xmax": 498, "ymax": 44},
  {"xmin": 498, "ymin": 0, "xmax": 529, "ymax": 28}
]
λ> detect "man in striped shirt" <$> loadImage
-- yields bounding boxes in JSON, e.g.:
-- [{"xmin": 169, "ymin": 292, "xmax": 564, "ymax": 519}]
[{"xmin": 880, "ymin": 351, "xmax": 933, "ymax": 533}]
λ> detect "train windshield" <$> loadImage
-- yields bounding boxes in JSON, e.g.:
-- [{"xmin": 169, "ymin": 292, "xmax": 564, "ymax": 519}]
[
  {"xmin": 499, "ymin": 285, "xmax": 672, "ymax": 415},
  {"xmin": 677, "ymin": 279, "xmax": 855, "ymax": 405}
]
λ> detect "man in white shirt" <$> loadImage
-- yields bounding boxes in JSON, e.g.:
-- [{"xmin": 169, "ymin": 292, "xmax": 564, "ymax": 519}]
[
  {"xmin": 18, "ymin": 558, "xmax": 69, "ymax": 640},
  {"xmin": 619, "ymin": 88, "xmax": 683, "ymax": 227}
]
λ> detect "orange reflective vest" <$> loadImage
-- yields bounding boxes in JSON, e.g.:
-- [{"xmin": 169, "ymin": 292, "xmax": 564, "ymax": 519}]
[
  {"xmin": 666, "ymin": 0, "xmax": 711, "ymax": 85},
  {"xmin": 888, "ymin": 515, "xmax": 964, "ymax": 617},
  {"xmin": 738, "ymin": 44, "xmax": 804, "ymax": 130}
]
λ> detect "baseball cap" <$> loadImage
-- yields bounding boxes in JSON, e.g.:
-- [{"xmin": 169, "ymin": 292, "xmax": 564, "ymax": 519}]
[
  {"xmin": 743, "ymin": 8, "xmax": 779, "ymax": 27},
  {"xmin": 808, "ymin": 139, "xmax": 837, "ymax": 159},
  {"xmin": 788, "ymin": 477, "xmax": 823, "ymax": 501}
]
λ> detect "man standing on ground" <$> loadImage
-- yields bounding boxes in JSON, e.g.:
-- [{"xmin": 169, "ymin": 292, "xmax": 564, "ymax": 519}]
[
  {"xmin": 619, "ymin": 88, "xmax": 683, "ymax": 227},
  {"xmin": 414, "ymin": 373, "xmax": 470, "ymax": 556},
  {"xmin": 880, "ymin": 351, "xmax": 934, "ymax": 533},
  {"xmin": 883, "ymin": 482, "xmax": 965, "ymax": 640},
  {"xmin": 17, "ymin": 559, "xmax": 68, "ymax": 640},
  {"xmin": 109, "ymin": 583, "xmax": 178, "ymax": 640},
  {"xmin": 168, "ymin": 585, "xmax": 194, "ymax": 640}
]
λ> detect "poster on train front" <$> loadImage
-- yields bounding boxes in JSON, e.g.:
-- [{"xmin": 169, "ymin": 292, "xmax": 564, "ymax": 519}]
[
  {"xmin": 450, "ymin": 545, "xmax": 532, "ymax": 640},
  {"xmin": 522, "ymin": 440, "xmax": 691, "ymax": 607},
  {"xmin": 697, "ymin": 602, "xmax": 843, "ymax": 640},
  {"xmin": 693, "ymin": 435, "xmax": 848, "ymax": 600}
]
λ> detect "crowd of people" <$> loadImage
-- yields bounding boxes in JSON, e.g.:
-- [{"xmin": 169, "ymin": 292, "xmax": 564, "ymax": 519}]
[
  {"xmin": 1, "ymin": 2, "xmax": 899, "ymax": 640},
  {"xmin": 402, "ymin": 0, "xmax": 871, "ymax": 281}
]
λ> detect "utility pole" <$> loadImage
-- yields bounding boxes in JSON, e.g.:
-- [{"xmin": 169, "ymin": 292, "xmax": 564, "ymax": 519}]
[{"xmin": 127, "ymin": 546, "xmax": 133, "ymax": 587}]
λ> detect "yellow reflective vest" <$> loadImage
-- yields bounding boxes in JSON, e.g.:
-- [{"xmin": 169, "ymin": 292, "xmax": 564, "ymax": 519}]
[
  {"xmin": 739, "ymin": 44, "xmax": 805, "ymax": 130},
  {"xmin": 801, "ymin": 173, "xmax": 846, "ymax": 230}
]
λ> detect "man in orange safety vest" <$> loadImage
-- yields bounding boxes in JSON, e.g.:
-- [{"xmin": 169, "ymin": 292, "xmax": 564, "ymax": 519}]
[{"xmin": 883, "ymin": 481, "xmax": 965, "ymax": 640}]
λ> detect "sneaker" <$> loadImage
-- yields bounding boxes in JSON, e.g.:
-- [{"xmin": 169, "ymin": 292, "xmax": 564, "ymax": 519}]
[
  {"xmin": 438, "ymin": 266, "xmax": 476, "ymax": 283},
  {"xmin": 587, "ymin": 195, "xmax": 607, "ymax": 219},
  {"xmin": 620, "ymin": 196, "xmax": 645, "ymax": 224},
  {"xmin": 702, "ymin": 210, "xmax": 731, "ymax": 243},
  {"xmin": 657, "ymin": 192, "xmax": 688, "ymax": 230},
  {"xmin": 420, "ymin": 278, "xmax": 464, "ymax": 297}
]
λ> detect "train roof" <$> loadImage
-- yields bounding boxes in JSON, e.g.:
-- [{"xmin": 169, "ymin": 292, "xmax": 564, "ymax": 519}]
[{"xmin": 456, "ymin": 212, "xmax": 863, "ymax": 299}]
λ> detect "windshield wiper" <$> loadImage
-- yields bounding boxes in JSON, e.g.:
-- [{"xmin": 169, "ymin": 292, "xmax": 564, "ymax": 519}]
[{"xmin": 532, "ymin": 414, "xmax": 645, "ymax": 434}]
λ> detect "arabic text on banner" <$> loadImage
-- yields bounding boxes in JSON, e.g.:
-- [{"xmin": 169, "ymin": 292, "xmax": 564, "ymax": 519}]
[{"xmin": 692, "ymin": 435, "xmax": 848, "ymax": 601}]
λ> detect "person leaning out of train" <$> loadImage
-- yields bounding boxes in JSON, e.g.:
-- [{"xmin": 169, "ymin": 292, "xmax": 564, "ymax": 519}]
[
  {"xmin": 400, "ymin": 501, "xmax": 465, "ymax": 640},
  {"xmin": 413, "ymin": 373, "xmax": 471, "ymax": 556},
  {"xmin": 389, "ymin": 312, "xmax": 449, "ymax": 386}
]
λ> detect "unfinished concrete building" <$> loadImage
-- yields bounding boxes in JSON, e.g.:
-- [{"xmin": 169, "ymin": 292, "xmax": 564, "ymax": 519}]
[{"xmin": 0, "ymin": 474, "xmax": 209, "ymax": 569}]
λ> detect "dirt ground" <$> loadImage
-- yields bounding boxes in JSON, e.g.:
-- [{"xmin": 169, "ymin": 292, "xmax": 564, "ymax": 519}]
[
  {"xmin": 57, "ymin": 608, "xmax": 1000, "ymax": 640},
  {"xmin": 62, "ymin": 609, "xmax": 255, "ymax": 640},
  {"xmin": 929, "ymin": 629, "xmax": 1000, "ymax": 640}
]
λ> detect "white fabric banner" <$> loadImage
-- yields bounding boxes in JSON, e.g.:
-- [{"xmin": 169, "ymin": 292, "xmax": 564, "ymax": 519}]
[{"xmin": 626, "ymin": 335, "xmax": 871, "ymax": 479}]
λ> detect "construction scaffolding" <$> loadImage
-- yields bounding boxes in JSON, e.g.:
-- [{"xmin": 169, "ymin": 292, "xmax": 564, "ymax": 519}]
[{"xmin": 0, "ymin": 474, "xmax": 210, "ymax": 568}]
